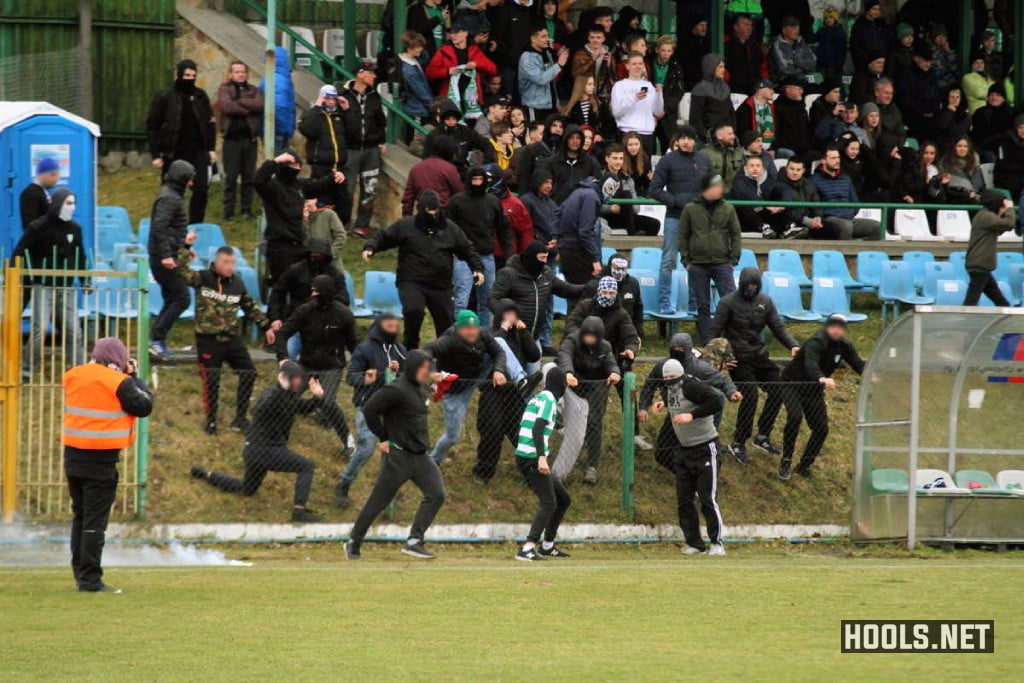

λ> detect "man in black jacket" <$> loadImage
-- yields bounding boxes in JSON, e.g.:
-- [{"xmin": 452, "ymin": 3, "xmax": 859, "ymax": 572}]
[
  {"xmin": 727, "ymin": 155, "xmax": 800, "ymax": 238},
  {"xmin": 519, "ymin": 168, "xmax": 560, "ymax": 243},
  {"xmin": 543, "ymin": 124, "xmax": 602, "ymax": 203},
  {"xmin": 146, "ymin": 59, "xmax": 216, "ymax": 223},
  {"xmin": 779, "ymin": 314, "xmax": 865, "ymax": 480},
  {"xmin": 515, "ymin": 114, "xmax": 566, "ymax": 194},
  {"xmin": 346, "ymin": 350, "xmax": 447, "ymax": 560},
  {"xmin": 338, "ymin": 314, "xmax": 408, "ymax": 505},
  {"xmin": 15, "ymin": 187, "xmax": 88, "ymax": 375},
  {"xmin": 424, "ymin": 310, "xmax": 508, "ymax": 464},
  {"xmin": 584, "ymin": 253, "xmax": 644, "ymax": 338},
  {"xmin": 555, "ymin": 316, "xmax": 621, "ymax": 483},
  {"xmin": 363, "ymin": 190, "xmax": 484, "ymax": 349},
  {"xmin": 298, "ymin": 84, "xmax": 349, "ymax": 212},
  {"xmin": 19, "ymin": 156, "xmax": 61, "ymax": 231},
  {"xmin": 473, "ymin": 299, "xmax": 541, "ymax": 483},
  {"xmin": 777, "ymin": 157, "xmax": 824, "ymax": 235},
  {"xmin": 192, "ymin": 361, "xmax": 325, "ymax": 523},
  {"xmin": 774, "ymin": 77, "xmax": 813, "ymax": 159},
  {"xmin": 447, "ymin": 166, "xmax": 512, "ymax": 327},
  {"xmin": 147, "ymin": 159, "xmax": 195, "ymax": 362},
  {"xmin": 176, "ymin": 246, "xmax": 272, "ymax": 435},
  {"xmin": 424, "ymin": 100, "xmax": 495, "ymax": 172},
  {"xmin": 255, "ymin": 150, "xmax": 344, "ymax": 288},
  {"xmin": 339, "ymin": 64, "xmax": 388, "ymax": 237},
  {"xmin": 709, "ymin": 267, "xmax": 800, "ymax": 464},
  {"xmin": 273, "ymin": 274, "xmax": 358, "ymax": 452}
]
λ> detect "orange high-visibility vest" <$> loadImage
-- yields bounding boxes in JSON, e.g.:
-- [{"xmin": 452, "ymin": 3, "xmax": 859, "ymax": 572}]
[{"xmin": 63, "ymin": 363, "xmax": 135, "ymax": 450}]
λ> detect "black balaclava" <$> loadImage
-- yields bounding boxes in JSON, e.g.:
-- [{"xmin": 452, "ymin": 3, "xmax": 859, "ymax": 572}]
[
  {"xmin": 544, "ymin": 366, "xmax": 567, "ymax": 400},
  {"xmin": 466, "ymin": 166, "xmax": 488, "ymax": 198},
  {"xmin": 739, "ymin": 266, "xmax": 762, "ymax": 300},
  {"xmin": 175, "ymin": 59, "xmax": 197, "ymax": 93},
  {"xmin": 521, "ymin": 240, "xmax": 547, "ymax": 278},
  {"xmin": 311, "ymin": 274, "xmax": 336, "ymax": 308},
  {"xmin": 375, "ymin": 313, "xmax": 399, "ymax": 343},
  {"xmin": 277, "ymin": 147, "xmax": 301, "ymax": 184},
  {"xmin": 403, "ymin": 349, "xmax": 433, "ymax": 385},
  {"xmin": 669, "ymin": 332, "xmax": 694, "ymax": 363},
  {"xmin": 415, "ymin": 190, "xmax": 444, "ymax": 234}
]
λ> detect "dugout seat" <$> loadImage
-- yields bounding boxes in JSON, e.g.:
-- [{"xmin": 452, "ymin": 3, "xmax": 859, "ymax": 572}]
[
  {"xmin": 995, "ymin": 470, "xmax": 1024, "ymax": 495},
  {"xmin": 870, "ymin": 469, "xmax": 909, "ymax": 494},
  {"xmin": 954, "ymin": 470, "xmax": 1017, "ymax": 496},
  {"xmin": 915, "ymin": 469, "xmax": 970, "ymax": 495}
]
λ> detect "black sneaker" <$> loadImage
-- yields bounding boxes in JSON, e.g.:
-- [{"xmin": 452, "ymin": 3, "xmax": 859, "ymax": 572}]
[
  {"xmin": 782, "ymin": 225, "xmax": 808, "ymax": 240},
  {"xmin": 752, "ymin": 434, "xmax": 782, "ymax": 456},
  {"xmin": 344, "ymin": 539, "xmax": 362, "ymax": 560},
  {"xmin": 761, "ymin": 226, "xmax": 779, "ymax": 239},
  {"xmin": 541, "ymin": 345, "xmax": 558, "ymax": 356},
  {"xmin": 401, "ymin": 541, "xmax": 436, "ymax": 559},
  {"xmin": 796, "ymin": 467, "xmax": 814, "ymax": 480},
  {"xmin": 78, "ymin": 583, "xmax": 122, "ymax": 594},
  {"xmin": 516, "ymin": 547, "xmax": 543, "ymax": 561},
  {"xmin": 190, "ymin": 465, "xmax": 208, "ymax": 480},
  {"xmin": 538, "ymin": 545, "xmax": 570, "ymax": 558},
  {"xmin": 204, "ymin": 418, "xmax": 217, "ymax": 435},
  {"xmin": 731, "ymin": 442, "xmax": 749, "ymax": 464},
  {"xmin": 291, "ymin": 507, "xmax": 324, "ymax": 523},
  {"xmin": 334, "ymin": 480, "xmax": 351, "ymax": 507},
  {"xmin": 777, "ymin": 458, "xmax": 792, "ymax": 480},
  {"xmin": 230, "ymin": 416, "xmax": 250, "ymax": 433}
]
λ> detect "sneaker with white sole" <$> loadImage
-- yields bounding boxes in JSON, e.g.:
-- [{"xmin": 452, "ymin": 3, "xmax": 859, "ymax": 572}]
[
  {"xmin": 682, "ymin": 546, "xmax": 705, "ymax": 555},
  {"xmin": 401, "ymin": 541, "xmax": 436, "ymax": 559},
  {"xmin": 707, "ymin": 543, "xmax": 726, "ymax": 556},
  {"xmin": 583, "ymin": 466, "xmax": 598, "ymax": 484},
  {"xmin": 515, "ymin": 547, "xmax": 543, "ymax": 561},
  {"xmin": 149, "ymin": 340, "xmax": 172, "ymax": 362},
  {"xmin": 752, "ymin": 434, "xmax": 782, "ymax": 456},
  {"xmin": 633, "ymin": 435, "xmax": 655, "ymax": 451}
]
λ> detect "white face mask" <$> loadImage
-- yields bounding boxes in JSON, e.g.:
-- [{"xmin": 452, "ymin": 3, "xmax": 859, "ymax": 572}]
[{"xmin": 59, "ymin": 197, "xmax": 76, "ymax": 222}]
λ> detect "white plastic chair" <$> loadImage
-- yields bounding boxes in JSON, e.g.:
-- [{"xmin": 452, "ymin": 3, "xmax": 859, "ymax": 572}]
[
  {"xmin": 936, "ymin": 210, "xmax": 972, "ymax": 241},
  {"xmin": 855, "ymin": 208, "xmax": 882, "ymax": 222},
  {"xmin": 730, "ymin": 93, "xmax": 747, "ymax": 110},
  {"xmin": 285, "ymin": 26, "xmax": 317, "ymax": 68},
  {"xmin": 774, "ymin": 158, "xmax": 787, "ymax": 171},
  {"xmin": 804, "ymin": 93, "xmax": 821, "ymax": 115},
  {"xmin": 980, "ymin": 162, "xmax": 995, "ymax": 190},
  {"xmin": 637, "ymin": 204, "xmax": 667, "ymax": 236},
  {"xmin": 915, "ymin": 469, "xmax": 971, "ymax": 494},
  {"xmin": 995, "ymin": 470, "xmax": 1024, "ymax": 495},
  {"xmin": 678, "ymin": 92, "xmax": 691, "ymax": 125},
  {"xmin": 323, "ymin": 28, "xmax": 345, "ymax": 60},
  {"xmin": 894, "ymin": 209, "xmax": 940, "ymax": 241},
  {"xmin": 362, "ymin": 29, "xmax": 384, "ymax": 60}
]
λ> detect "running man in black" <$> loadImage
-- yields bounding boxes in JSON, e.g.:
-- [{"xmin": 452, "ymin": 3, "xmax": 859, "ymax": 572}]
[
  {"xmin": 346, "ymin": 350, "xmax": 446, "ymax": 560},
  {"xmin": 190, "ymin": 361, "xmax": 325, "ymax": 522},
  {"xmin": 649, "ymin": 359, "xmax": 727, "ymax": 556},
  {"xmin": 779, "ymin": 314, "xmax": 865, "ymax": 480}
]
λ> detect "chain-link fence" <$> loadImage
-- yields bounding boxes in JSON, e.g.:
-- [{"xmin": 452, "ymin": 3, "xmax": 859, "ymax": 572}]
[{"xmin": 0, "ymin": 49, "xmax": 87, "ymax": 118}]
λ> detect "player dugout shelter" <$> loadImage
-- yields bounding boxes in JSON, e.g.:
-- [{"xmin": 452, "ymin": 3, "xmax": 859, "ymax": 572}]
[{"xmin": 853, "ymin": 307, "xmax": 1024, "ymax": 549}]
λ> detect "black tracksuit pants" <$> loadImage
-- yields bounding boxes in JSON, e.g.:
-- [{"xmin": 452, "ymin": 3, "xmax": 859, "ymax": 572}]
[
  {"xmin": 964, "ymin": 270, "xmax": 1010, "ymax": 306},
  {"xmin": 730, "ymin": 354, "xmax": 783, "ymax": 444},
  {"xmin": 162, "ymin": 153, "xmax": 208, "ymax": 224},
  {"xmin": 150, "ymin": 254, "xmax": 192, "ymax": 342},
  {"xmin": 473, "ymin": 385, "xmax": 524, "ymax": 482},
  {"xmin": 558, "ymin": 249, "xmax": 594, "ymax": 312},
  {"xmin": 222, "ymin": 136, "xmax": 257, "ymax": 218},
  {"xmin": 782, "ymin": 382, "xmax": 830, "ymax": 473},
  {"xmin": 309, "ymin": 368, "xmax": 350, "ymax": 442},
  {"xmin": 673, "ymin": 440, "xmax": 723, "ymax": 551},
  {"xmin": 65, "ymin": 457, "xmax": 118, "ymax": 590},
  {"xmin": 350, "ymin": 447, "xmax": 447, "ymax": 544},
  {"xmin": 398, "ymin": 281, "xmax": 454, "ymax": 350},
  {"xmin": 196, "ymin": 334, "xmax": 256, "ymax": 423},
  {"xmin": 207, "ymin": 443, "xmax": 315, "ymax": 506},
  {"xmin": 517, "ymin": 456, "xmax": 572, "ymax": 544},
  {"xmin": 265, "ymin": 239, "xmax": 306, "ymax": 288}
]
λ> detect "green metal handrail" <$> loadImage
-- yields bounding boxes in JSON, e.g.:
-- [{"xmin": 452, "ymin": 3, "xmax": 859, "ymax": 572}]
[{"xmin": 235, "ymin": 0, "xmax": 429, "ymax": 136}]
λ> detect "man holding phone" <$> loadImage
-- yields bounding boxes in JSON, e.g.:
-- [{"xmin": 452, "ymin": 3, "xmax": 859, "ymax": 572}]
[{"xmin": 611, "ymin": 52, "xmax": 664, "ymax": 155}]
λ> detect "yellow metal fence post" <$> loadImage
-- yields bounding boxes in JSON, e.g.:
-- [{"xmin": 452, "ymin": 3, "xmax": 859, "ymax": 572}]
[{"xmin": 1, "ymin": 258, "xmax": 23, "ymax": 522}]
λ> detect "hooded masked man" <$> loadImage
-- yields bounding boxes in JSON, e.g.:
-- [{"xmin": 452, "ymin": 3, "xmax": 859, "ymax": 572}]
[
  {"xmin": 423, "ymin": 99, "xmax": 495, "ymax": 173},
  {"xmin": 347, "ymin": 350, "xmax": 448, "ymax": 561},
  {"xmin": 363, "ymin": 189, "xmax": 485, "ymax": 349},
  {"xmin": 192, "ymin": 361, "xmax": 327, "ymax": 523},
  {"xmin": 709, "ymin": 267, "xmax": 800, "ymax": 464},
  {"xmin": 146, "ymin": 59, "xmax": 216, "ymax": 223},
  {"xmin": 513, "ymin": 366, "xmax": 573, "ymax": 561},
  {"xmin": 515, "ymin": 114, "xmax": 566, "ymax": 194},
  {"xmin": 14, "ymin": 187, "xmax": 88, "ymax": 375}
]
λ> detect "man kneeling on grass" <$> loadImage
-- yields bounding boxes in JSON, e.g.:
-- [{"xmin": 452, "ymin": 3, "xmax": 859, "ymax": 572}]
[
  {"xmin": 191, "ymin": 361, "xmax": 325, "ymax": 523},
  {"xmin": 514, "ymin": 367, "xmax": 572, "ymax": 561},
  {"xmin": 649, "ymin": 359, "xmax": 727, "ymax": 556}
]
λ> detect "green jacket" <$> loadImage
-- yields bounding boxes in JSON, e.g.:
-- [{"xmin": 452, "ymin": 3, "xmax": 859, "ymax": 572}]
[
  {"xmin": 678, "ymin": 198, "xmax": 742, "ymax": 267},
  {"xmin": 175, "ymin": 249, "xmax": 269, "ymax": 339},
  {"xmin": 966, "ymin": 208, "xmax": 1017, "ymax": 273},
  {"xmin": 305, "ymin": 207, "xmax": 346, "ymax": 267},
  {"xmin": 699, "ymin": 141, "xmax": 745, "ymax": 193}
]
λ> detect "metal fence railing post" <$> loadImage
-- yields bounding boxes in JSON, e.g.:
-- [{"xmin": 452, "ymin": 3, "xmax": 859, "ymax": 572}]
[
  {"xmin": 384, "ymin": 367, "xmax": 397, "ymax": 521},
  {"xmin": 1, "ymin": 258, "xmax": 23, "ymax": 523},
  {"xmin": 135, "ymin": 260, "xmax": 151, "ymax": 518},
  {"xmin": 621, "ymin": 371, "xmax": 636, "ymax": 518}
]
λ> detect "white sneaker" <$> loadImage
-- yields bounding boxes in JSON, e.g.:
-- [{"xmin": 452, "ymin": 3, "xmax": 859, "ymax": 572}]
[
  {"xmin": 682, "ymin": 546, "xmax": 705, "ymax": 555},
  {"xmin": 707, "ymin": 543, "xmax": 726, "ymax": 556},
  {"xmin": 633, "ymin": 435, "xmax": 654, "ymax": 451}
]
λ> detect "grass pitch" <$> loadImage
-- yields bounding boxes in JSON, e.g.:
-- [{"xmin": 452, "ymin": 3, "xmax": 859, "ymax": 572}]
[{"xmin": 2, "ymin": 543, "xmax": 1021, "ymax": 681}]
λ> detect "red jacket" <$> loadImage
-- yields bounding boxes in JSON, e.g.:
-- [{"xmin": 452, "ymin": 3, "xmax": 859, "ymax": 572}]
[
  {"xmin": 401, "ymin": 157, "xmax": 465, "ymax": 216},
  {"xmin": 494, "ymin": 191, "xmax": 533, "ymax": 260},
  {"xmin": 425, "ymin": 44, "xmax": 497, "ymax": 102}
]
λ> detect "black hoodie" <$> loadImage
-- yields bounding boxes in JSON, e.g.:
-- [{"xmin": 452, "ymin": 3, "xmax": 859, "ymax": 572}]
[
  {"xmin": 491, "ymin": 299, "xmax": 541, "ymax": 368},
  {"xmin": 424, "ymin": 324, "xmax": 509, "ymax": 395},
  {"xmin": 362, "ymin": 349, "xmax": 433, "ymax": 454},
  {"xmin": 267, "ymin": 237, "xmax": 350, "ymax": 320},
  {"xmin": 255, "ymin": 159, "xmax": 338, "ymax": 245},
  {"xmin": 148, "ymin": 159, "xmax": 194, "ymax": 259},
  {"xmin": 638, "ymin": 332, "xmax": 737, "ymax": 410},
  {"xmin": 13, "ymin": 187, "xmax": 87, "ymax": 286},
  {"xmin": 247, "ymin": 379, "xmax": 322, "ymax": 447},
  {"xmin": 423, "ymin": 100, "xmax": 495, "ymax": 170},
  {"xmin": 519, "ymin": 168, "xmax": 560, "ymax": 241},
  {"xmin": 542, "ymin": 123, "xmax": 603, "ymax": 203},
  {"xmin": 365, "ymin": 205, "xmax": 483, "ymax": 286},
  {"xmin": 709, "ymin": 267, "xmax": 798, "ymax": 360},
  {"xmin": 515, "ymin": 113, "xmax": 567, "ymax": 192},
  {"xmin": 783, "ymin": 327, "xmax": 865, "ymax": 382},
  {"xmin": 346, "ymin": 316, "xmax": 408, "ymax": 407},
  {"xmin": 274, "ymin": 274, "xmax": 358, "ymax": 370},
  {"xmin": 489, "ymin": 247, "xmax": 584, "ymax": 336},
  {"xmin": 556, "ymin": 316, "xmax": 619, "ymax": 381},
  {"xmin": 446, "ymin": 169, "xmax": 513, "ymax": 257}
]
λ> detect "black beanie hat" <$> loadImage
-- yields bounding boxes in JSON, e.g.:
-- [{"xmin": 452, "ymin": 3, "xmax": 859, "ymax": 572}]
[
  {"xmin": 176, "ymin": 59, "xmax": 197, "ymax": 79},
  {"xmin": 980, "ymin": 189, "xmax": 1005, "ymax": 213}
]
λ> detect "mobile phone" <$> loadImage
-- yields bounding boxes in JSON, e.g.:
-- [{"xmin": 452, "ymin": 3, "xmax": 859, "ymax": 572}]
[{"xmin": 640, "ymin": 86, "xmax": 648, "ymax": 93}]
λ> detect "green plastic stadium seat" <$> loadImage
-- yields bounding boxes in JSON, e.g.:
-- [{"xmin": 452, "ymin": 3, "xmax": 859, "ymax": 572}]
[
  {"xmin": 953, "ymin": 470, "xmax": 1016, "ymax": 495},
  {"xmin": 870, "ymin": 469, "xmax": 908, "ymax": 495}
]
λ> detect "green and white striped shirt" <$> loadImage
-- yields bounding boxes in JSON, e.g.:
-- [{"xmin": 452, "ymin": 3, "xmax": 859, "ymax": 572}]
[{"xmin": 515, "ymin": 390, "xmax": 558, "ymax": 459}]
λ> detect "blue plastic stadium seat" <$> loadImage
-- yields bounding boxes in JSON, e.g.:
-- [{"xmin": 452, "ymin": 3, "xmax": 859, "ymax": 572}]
[
  {"xmin": 879, "ymin": 261, "xmax": 933, "ymax": 325},
  {"xmin": 948, "ymin": 251, "xmax": 967, "ymax": 280},
  {"xmin": 206, "ymin": 246, "xmax": 249, "ymax": 268},
  {"xmin": 980, "ymin": 281, "xmax": 1017, "ymax": 307},
  {"xmin": 629, "ymin": 247, "xmax": 662, "ymax": 273},
  {"xmin": 995, "ymin": 252, "xmax": 1024, "ymax": 283},
  {"xmin": 812, "ymin": 250, "xmax": 865, "ymax": 290},
  {"xmin": 82, "ymin": 276, "xmax": 140, "ymax": 318},
  {"xmin": 737, "ymin": 248, "xmax": 758, "ymax": 271},
  {"xmin": 933, "ymin": 279, "xmax": 966, "ymax": 305},
  {"xmin": 354, "ymin": 271, "xmax": 402, "ymax": 318},
  {"xmin": 627, "ymin": 268, "xmax": 660, "ymax": 320},
  {"xmin": 138, "ymin": 218, "xmax": 151, "ymax": 246},
  {"xmin": 97, "ymin": 219, "xmax": 137, "ymax": 259},
  {"xmin": 236, "ymin": 266, "xmax": 262, "ymax": 305},
  {"xmin": 652, "ymin": 270, "xmax": 694, "ymax": 323},
  {"xmin": 601, "ymin": 247, "xmax": 617, "ymax": 263},
  {"xmin": 811, "ymin": 277, "xmax": 867, "ymax": 322},
  {"xmin": 767, "ymin": 249, "xmax": 811, "ymax": 287},
  {"xmin": 1006, "ymin": 264, "xmax": 1024, "ymax": 304},
  {"xmin": 921, "ymin": 262, "xmax": 960, "ymax": 300},
  {"xmin": 344, "ymin": 271, "xmax": 361, "ymax": 308},
  {"xmin": 762, "ymin": 271, "xmax": 820, "ymax": 321},
  {"xmin": 855, "ymin": 251, "xmax": 889, "ymax": 290},
  {"xmin": 901, "ymin": 250, "xmax": 935, "ymax": 290},
  {"xmin": 187, "ymin": 223, "xmax": 228, "ymax": 254},
  {"xmin": 98, "ymin": 206, "xmax": 131, "ymax": 231}
]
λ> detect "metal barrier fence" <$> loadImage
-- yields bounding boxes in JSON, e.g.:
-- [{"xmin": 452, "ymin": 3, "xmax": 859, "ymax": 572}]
[{"xmin": 0, "ymin": 259, "xmax": 151, "ymax": 522}]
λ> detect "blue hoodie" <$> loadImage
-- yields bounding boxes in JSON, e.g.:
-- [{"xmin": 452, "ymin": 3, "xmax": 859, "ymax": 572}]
[
  {"xmin": 556, "ymin": 178, "xmax": 601, "ymax": 261},
  {"xmin": 259, "ymin": 46, "xmax": 296, "ymax": 138}
]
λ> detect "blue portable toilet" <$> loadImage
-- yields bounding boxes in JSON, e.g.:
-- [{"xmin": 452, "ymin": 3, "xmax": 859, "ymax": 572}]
[{"xmin": 0, "ymin": 102, "xmax": 101, "ymax": 259}]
